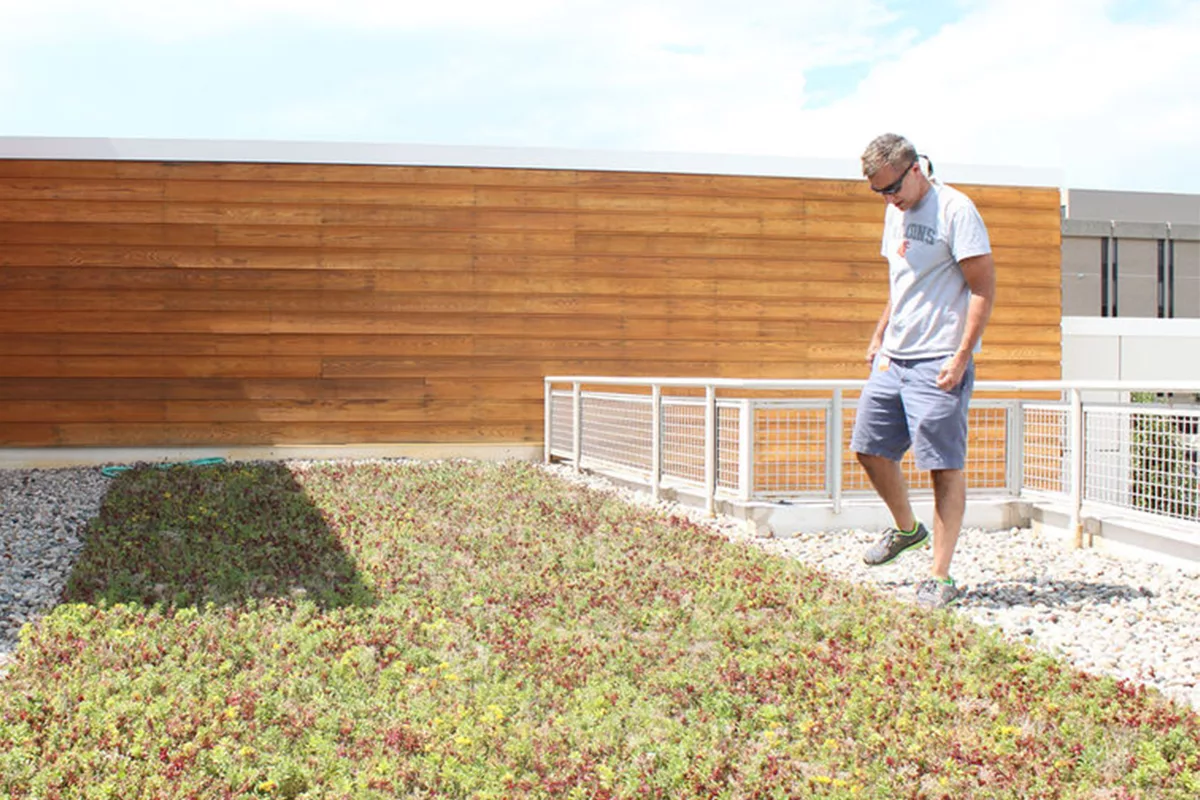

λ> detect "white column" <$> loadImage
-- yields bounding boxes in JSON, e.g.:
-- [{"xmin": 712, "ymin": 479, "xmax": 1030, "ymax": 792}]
[{"xmin": 704, "ymin": 385, "xmax": 716, "ymax": 516}]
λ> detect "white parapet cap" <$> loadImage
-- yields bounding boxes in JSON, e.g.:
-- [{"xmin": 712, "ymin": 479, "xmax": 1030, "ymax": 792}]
[
  {"xmin": 1064, "ymin": 316, "xmax": 1200, "ymax": 338},
  {"xmin": 0, "ymin": 135, "xmax": 1063, "ymax": 188}
]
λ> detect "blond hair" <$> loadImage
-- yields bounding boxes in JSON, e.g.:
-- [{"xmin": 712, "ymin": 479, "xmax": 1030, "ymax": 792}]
[{"xmin": 861, "ymin": 133, "xmax": 918, "ymax": 177}]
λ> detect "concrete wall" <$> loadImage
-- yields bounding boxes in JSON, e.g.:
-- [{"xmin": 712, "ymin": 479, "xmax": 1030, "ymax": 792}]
[
  {"xmin": 1062, "ymin": 189, "xmax": 1200, "ymax": 319},
  {"xmin": 1064, "ymin": 189, "xmax": 1200, "ymax": 225},
  {"xmin": 1062, "ymin": 316, "xmax": 1200, "ymax": 385}
]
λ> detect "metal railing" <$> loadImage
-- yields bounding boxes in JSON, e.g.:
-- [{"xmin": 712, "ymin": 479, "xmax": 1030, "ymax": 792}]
[{"xmin": 545, "ymin": 377, "xmax": 1200, "ymax": 543}]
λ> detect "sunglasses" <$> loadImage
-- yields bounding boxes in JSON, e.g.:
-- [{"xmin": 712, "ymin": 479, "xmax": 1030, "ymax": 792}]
[{"xmin": 871, "ymin": 160, "xmax": 916, "ymax": 195}]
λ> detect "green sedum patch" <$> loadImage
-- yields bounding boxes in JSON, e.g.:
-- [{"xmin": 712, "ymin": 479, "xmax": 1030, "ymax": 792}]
[{"xmin": 1, "ymin": 459, "xmax": 1198, "ymax": 798}]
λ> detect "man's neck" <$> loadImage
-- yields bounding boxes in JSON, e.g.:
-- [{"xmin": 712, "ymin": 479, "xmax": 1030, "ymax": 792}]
[{"xmin": 910, "ymin": 174, "xmax": 934, "ymax": 209}]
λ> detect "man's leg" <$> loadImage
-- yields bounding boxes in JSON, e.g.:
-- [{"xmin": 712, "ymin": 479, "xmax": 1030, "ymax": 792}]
[
  {"xmin": 857, "ymin": 452, "xmax": 928, "ymax": 566},
  {"xmin": 929, "ymin": 468, "xmax": 966, "ymax": 580},
  {"xmin": 852, "ymin": 357, "xmax": 931, "ymax": 564},
  {"xmin": 906, "ymin": 357, "xmax": 974, "ymax": 581},
  {"xmin": 856, "ymin": 452, "xmax": 916, "ymax": 532},
  {"xmin": 899, "ymin": 358, "xmax": 973, "ymax": 607}
]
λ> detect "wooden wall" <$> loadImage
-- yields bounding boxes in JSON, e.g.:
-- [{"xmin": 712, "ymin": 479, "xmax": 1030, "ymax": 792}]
[{"xmin": 0, "ymin": 158, "xmax": 1062, "ymax": 449}]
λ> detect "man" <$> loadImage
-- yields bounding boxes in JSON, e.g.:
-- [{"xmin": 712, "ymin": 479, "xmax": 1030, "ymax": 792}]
[{"xmin": 851, "ymin": 133, "xmax": 996, "ymax": 609}]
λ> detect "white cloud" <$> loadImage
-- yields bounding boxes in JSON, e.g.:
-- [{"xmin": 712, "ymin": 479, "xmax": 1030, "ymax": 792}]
[
  {"xmin": 235, "ymin": 0, "xmax": 910, "ymax": 154},
  {"xmin": 679, "ymin": 0, "xmax": 1200, "ymax": 191},
  {"xmin": 0, "ymin": 0, "xmax": 1197, "ymax": 192},
  {"xmin": 0, "ymin": 0, "xmax": 571, "ymax": 40}
]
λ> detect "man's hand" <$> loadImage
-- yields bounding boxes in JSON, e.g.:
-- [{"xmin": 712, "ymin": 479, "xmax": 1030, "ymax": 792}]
[
  {"xmin": 936, "ymin": 351, "xmax": 971, "ymax": 391},
  {"xmin": 865, "ymin": 336, "xmax": 883, "ymax": 364}
]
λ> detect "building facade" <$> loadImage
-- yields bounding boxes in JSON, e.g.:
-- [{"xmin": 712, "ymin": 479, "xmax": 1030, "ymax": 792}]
[{"xmin": 1062, "ymin": 189, "xmax": 1200, "ymax": 318}]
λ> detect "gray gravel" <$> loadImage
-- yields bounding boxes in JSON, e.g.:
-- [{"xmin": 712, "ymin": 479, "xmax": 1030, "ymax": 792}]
[
  {"xmin": 0, "ymin": 467, "xmax": 110, "ymax": 674},
  {"xmin": 3, "ymin": 462, "xmax": 1199, "ymax": 715},
  {"xmin": 542, "ymin": 464, "xmax": 1200, "ymax": 712}
]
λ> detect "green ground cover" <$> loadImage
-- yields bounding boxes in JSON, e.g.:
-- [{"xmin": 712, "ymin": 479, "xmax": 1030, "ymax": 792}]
[{"xmin": 1, "ymin": 460, "xmax": 1197, "ymax": 798}]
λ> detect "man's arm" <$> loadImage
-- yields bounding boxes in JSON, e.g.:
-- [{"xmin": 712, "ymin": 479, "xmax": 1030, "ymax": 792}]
[
  {"xmin": 866, "ymin": 300, "xmax": 891, "ymax": 363},
  {"xmin": 936, "ymin": 253, "xmax": 996, "ymax": 390}
]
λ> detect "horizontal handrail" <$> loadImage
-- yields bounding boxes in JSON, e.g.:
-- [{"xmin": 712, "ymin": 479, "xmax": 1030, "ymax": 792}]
[{"xmin": 546, "ymin": 376, "xmax": 1200, "ymax": 394}]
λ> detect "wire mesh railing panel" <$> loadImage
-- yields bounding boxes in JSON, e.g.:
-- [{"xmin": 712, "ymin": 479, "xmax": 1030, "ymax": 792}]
[
  {"xmin": 717, "ymin": 403, "xmax": 741, "ymax": 491},
  {"xmin": 579, "ymin": 394, "xmax": 653, "ymax": 475},
  {"xmin": 1111, "ymin": 406, "xmax": 1199, "ymax": 524},
  {"xmin": 966, "ymin": 405, "xmax": 1010, "ymax": 492},
  {"xmin": 753, "ymin": 403, "xmax": 827, "ymax": 495},
  {"xmin": 662, "ymin": 400, "xmax": 706, "ymax": 485},
  {"xmin": 1082, "ymin": 408, "xmax": 1129, "ymax": 508},
  {"xmin": 1022, "ymin": 404, "xmax": 1069, "ymax": 496},
  {"xmin": 549, "ymin": 390, "xmax": 574, "ymax": 457},
  {"xmin": 545, "ymin": 379, "xmax": 1200, "ymax": 536}
]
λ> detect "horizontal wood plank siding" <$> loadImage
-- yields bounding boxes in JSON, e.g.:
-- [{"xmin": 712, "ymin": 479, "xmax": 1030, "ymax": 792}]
[{"xmin": 0, "ymin": 159, "xmax": 1061, "ymax": 448}]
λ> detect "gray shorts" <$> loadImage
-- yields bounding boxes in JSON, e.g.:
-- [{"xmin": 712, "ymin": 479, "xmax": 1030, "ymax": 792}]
[{"xmin": 850, "ymin": 354, "xmax": 975, "ymax": 471}]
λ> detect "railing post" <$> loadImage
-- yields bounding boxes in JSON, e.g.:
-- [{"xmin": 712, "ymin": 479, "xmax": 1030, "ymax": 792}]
[
  {"xmin": 572, "ymin": 382, "xmax": 583, "ymax": 473},
  {"xmin": 830, "ymin": 389, "xmax": 844, "ymax": 515},
  {"xmin": 738, "ymin": 399, "xmax": 754, "ymax": 502},
  {"xmin": 651, "ymin": 385, "xmax": 662, "ymax": 501},
  {"xmin": 1006, "ymin": 400, "xmax": 1024, "ymax": 496},
  {"xmin": 705, "ymin": 385, "xmax": 716, "ymax": 517},
  {"xmin": 1069, "ymin": 388, "xmax": 1085, "ymax": 547},
  {"xmin": 543, "ymin": 380, "xmax": 552, "ymax": 463}
]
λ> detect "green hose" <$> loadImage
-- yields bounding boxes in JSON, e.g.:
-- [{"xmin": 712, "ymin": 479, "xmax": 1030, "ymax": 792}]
[{"xmin": 100, "ymin": 456, "xmax": 227, "ymax": 478}]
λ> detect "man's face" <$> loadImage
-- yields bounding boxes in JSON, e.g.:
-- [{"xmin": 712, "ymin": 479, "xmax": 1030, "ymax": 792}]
[{"xmin": 868, "ymin": 160, "xmax": 918, "ymax": 210}]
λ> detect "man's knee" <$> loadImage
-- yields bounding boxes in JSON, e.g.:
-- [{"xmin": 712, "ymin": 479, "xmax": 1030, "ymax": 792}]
[
  {"xmin": 930, "ymin": 468, "xmax": 966, "ymax": 491},
  {"xmin": 856, "ymin": 451, "xmax": 888, "ymax": 468},
  {"xmin": 930, "ymin": 467, "xmax": 964, "ymax": 477}
]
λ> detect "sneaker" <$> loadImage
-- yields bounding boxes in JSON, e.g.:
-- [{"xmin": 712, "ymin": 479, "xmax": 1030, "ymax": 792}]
[
  {"xmin": 916, "ymin": 578, "xmax": 963, "ymax": 609},
  {"xmin": 863, "ymin": 522, "xmax": 929, "ymax": 566}
]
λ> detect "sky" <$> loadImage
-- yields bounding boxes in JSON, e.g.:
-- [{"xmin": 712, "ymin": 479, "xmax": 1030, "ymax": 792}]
[{"xmin": 1, "ymin": 0, "xmax": 1198, "ymax": 194}]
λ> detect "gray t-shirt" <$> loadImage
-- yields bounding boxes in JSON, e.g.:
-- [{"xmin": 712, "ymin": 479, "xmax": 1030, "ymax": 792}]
[{"xmin": 880, "ymin": 178, "xmax": 991, "ymax": 360}]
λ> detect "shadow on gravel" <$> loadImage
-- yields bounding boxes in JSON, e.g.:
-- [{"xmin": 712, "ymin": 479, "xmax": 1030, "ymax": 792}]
[
  {"xmin": 964, "ymin": 578, "xmax": 1155, "ymax": 609},
  {"xmin": 0, "ymin": 468, "xmax": 114, "ymax": 659},
  {"xmin": 61, "ymin": 462, "xmax": 376, "ymax": 612}
]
